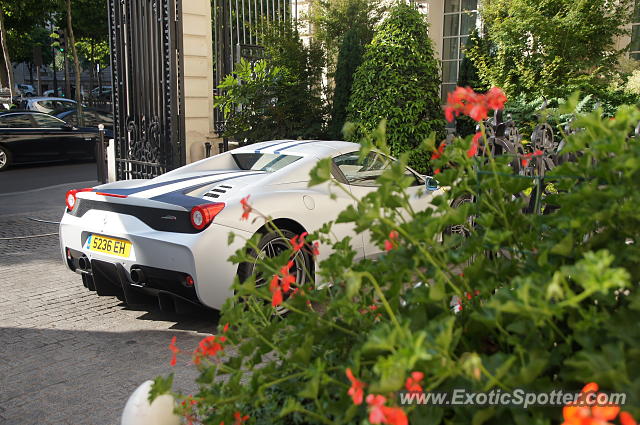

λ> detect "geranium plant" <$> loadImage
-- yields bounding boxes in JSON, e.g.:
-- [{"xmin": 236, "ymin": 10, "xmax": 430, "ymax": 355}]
[{"xmin": 153, "ymin": 88, "xmax": 639, "ymax": 425}]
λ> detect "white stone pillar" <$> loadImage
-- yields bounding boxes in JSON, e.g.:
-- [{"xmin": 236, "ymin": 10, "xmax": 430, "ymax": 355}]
[{"xmin": 182, "ymin": 0, "xmax": 217, "ymax": 163}]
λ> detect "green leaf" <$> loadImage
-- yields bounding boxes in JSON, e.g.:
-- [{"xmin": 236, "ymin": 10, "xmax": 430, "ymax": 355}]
[
  {"xmin": 149, "ymin": 374, "xmax": 173, "ymax": 403},
  {"xmin": 309, "ymin": 158, "xmax": 333, "ymax": 186},
  {"xmin": 429, "ymin": 280, "xmax": 445, "ymax": 301},
  {"xmin": 550, "ymin": 233, "xmax": 573, "ymax": 256}
]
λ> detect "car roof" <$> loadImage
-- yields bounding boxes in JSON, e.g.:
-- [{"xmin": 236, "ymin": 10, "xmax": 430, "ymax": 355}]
[
  {"xmin": 0, "ymin": 110, "xmax": 50, "ymax": 116},
  {"xmin": 232, "ymin": 140, "xmax": 360, "ymax": 157},
  {"xmin": 29, "ymin": 97, "xmax": 76, "ymax": 102}
]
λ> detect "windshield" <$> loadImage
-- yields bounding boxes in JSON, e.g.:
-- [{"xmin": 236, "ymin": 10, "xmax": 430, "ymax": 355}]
[{"xmin": 232, "ymin": 153, "xmax": 301, "ymax": 172}]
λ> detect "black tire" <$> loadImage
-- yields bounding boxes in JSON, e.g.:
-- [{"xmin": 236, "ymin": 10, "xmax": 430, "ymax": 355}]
[
  {"xmin": 237, "ymin": 228, "xmax": 314, "ymax": 307},
  {"xmin": 0, "ymin": 145, "xmax": 12, "ymax": 171}
]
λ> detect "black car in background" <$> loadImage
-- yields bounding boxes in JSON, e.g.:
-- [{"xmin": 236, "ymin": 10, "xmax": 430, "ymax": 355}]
[
  {"xmin": 55, "ymin": 108, "xmax": 114, "ymax": 138},
  {"xmin": 0, "ymin": 111, "xmax": 100, "ymax": 171}
]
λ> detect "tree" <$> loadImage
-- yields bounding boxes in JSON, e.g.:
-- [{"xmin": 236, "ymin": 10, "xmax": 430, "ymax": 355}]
[
  {"xmin": 309, "ymin": 0, "xmax": 385, "ymax": 71},
  {"xmin": 347, "ymin": 3, "xmax": 445, "ymax": 172},
  {"xmin": 0, "ymin": 0, "xmax": 57, "ymax": 93},
  {"xmin": 466, "ymin": 0, "xmax": 633, "ymax": 99},
  {"xmin": 9, "ymin": 26, "xmax": 54, "ymax": 85},
  {"xmin": 66, "ymin": 0, "xmax": 83, "ymax": 123},
  {"xmin": 68, "ymin": 0, "xmax": 108, "ymax": 93},
  {"xmin": 216, "ymin": 22, "xmax": 327, "ymax": 142},
  {"xmin": 328, "ymin": 27, "xmax": 365, "ymax": 139}
]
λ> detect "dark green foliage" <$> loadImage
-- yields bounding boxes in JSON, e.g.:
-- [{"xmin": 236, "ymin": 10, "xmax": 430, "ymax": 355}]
[
  {"xmin": 215, "ymin": 22, "xmax": 327, "ymax": 143},
  {"xmin": 309, "ymin": 0, "xmax": 385, "ymax": 71},
  {"xmin": 466, "ymin": 0, "xmax": 633, "ymax": 99},
  {"xmin": 347, "ymin": 3, "xmax": 446, "ymax": 173},
  {"xmin": 457, "ymin": 30, "xmax": 484, "ymax": 91},
  {"xmin": 328, "ymin": 27, "xmax": 364, "ymax": 139},
  {"xmin": 157, "ymin": 102, "xmax": 640, "ymax": 425}
]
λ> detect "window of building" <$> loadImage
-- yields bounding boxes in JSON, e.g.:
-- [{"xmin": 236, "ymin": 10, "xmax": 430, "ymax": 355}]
[
  {"xmin": 441, "ymin": 0, "xmax": 478, "ymax": 101},
  {"xmin": 631, "ymin": 1, "xmax": 640, "ymax": 59}
]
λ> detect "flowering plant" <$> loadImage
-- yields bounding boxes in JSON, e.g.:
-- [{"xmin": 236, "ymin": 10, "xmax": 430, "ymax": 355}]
[{"xmin": 153, "ymin": 89, "xmax": 640, "ymax": 425}]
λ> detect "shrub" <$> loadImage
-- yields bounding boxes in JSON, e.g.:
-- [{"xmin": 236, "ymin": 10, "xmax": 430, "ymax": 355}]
[
  {"xmin": 346, "ymin": 3, "xmax": 445, "ymax": 173},
  {"xmin": 328, "ymin": 27, "xmax": 365, "ymax": 140},
  {"xmin": 156, "ymin": 92, "xmax": 640, "ymax": 425},
  {"xmin": 467, "ymin": 0, "xmax": 633, "ymax": 100},
  {"xmin": 215, "ymin": 22, "xmax": 326, "ymax": 143}
]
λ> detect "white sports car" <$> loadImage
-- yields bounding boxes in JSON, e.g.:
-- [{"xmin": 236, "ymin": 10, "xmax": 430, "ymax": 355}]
[{"xmin": 59, "ymin": 140, "xmax": 441, "ymax": 312}]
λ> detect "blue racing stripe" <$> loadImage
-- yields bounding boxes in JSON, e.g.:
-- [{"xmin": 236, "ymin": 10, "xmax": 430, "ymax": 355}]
[
  {"xmin": 254, "ymin": 140, "xmax": 295, "ymax": 153},
  {"xmin": 150, "ymin": 172, "xmax": 265, "ymax": 208},
  {"xmin": 92, "ymin": 172, "xmax": 234, "ymax": 196},
  {"xmin": 274, "ymin": 140, "xmax": 315, "ymax": 154}
]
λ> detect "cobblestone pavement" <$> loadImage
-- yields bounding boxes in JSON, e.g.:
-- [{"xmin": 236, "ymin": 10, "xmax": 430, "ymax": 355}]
[{"xmin": 0, "ymin": 208, "xmax": 219, "ymax": 425}]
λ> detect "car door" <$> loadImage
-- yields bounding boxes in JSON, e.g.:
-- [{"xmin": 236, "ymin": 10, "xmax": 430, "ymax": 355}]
[
  {"xmin": 33, "ymin": 113, "xmax": 95, "ymax": 159},
  {"xmin": 332, "ymin": 150, "xmax": 436, "ymax": 259},
  {"xmin": 0, "ymin": 113, "xmax": 59, "ymax": 162}
]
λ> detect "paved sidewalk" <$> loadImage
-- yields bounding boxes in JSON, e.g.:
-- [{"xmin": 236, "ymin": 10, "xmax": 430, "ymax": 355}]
[{"xmin": 0, "ymin": 208, "xmax": 218, "ymax": 425}]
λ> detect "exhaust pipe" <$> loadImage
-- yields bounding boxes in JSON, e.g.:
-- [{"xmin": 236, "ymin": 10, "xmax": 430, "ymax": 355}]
[
  {"xmin": 78, "ymin": 256, "xmax": 91, "ymax": 271},
  {"xmin": 130, "ymin": 267, "xmax": 145, "ymax": 285}
]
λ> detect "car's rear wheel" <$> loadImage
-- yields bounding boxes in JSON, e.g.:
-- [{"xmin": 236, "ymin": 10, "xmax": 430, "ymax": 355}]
[
  {"xmin": 237, "ymin": 228, "xmax": 313, "ymax": 312},
  {"xmin": 0, "ymin": 145, "xmax": 12, "ymax": 171}
]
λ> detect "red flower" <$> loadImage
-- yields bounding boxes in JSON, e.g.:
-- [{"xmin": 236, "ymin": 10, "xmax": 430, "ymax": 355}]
[
  {"xmin": 193, "ymin": 335, "xmax": 225, "ymax": 364},
  {"xmin": 169, "ymin": 336, "xmax": 179, "ymax": 367},
  {"xmin": 444, "ymin": 86, "xmax": 507, "ymax": 123},
  {"xmin": 469, "ymin": 104, "xmax": 488, "ymax": 122},
  {"xmin": 312, "ymin": 241, "xmax": 320, "ymax": 256},
  {"xmin": 405, "ymin": 371, "xmax": 424, "ymax": 392},
  {"xmin": 431, "ymin": 142, "xmax": 446, "ymax": 160},
  {"xmin": 385, "ymin": 230, "xmax": 400, "ymax": 252},
  {"xmin": 271, "ymin": 288, "xmax": 283, "ymax": 307},
  {"xmin": 346, "ymin": 368, "xmax": 366, "ymax": 405},
  {"xmin": 198, "ymin": 336, "xmax": 224, "ymax": 356},
  {"xmin": 366, "ymin": 394, "xmax": 408, "ymax": 425},
  {"xmin": 240, "ymin": 195, "xmax": 252, "ymax": 221},
  {"xmin": 233, "ymin": 412, "xmax": 249, "ymax": 425},
  {"xmin": 223, "ymin": 322, "xmax": 230, "ymax": 333},
  {"xmin": 521, "ymin": 152, "xmax": 533, "ymax": 167},
  {"xmin": 620, "ymin": 412, "xmax": 638, "ymax": 425},
  {"xmin": 534, "ymin": 149, "xmax": 544, "ymax": 156},
  {"xmin": 269, "ymin": 261, "xmax": 296, "ymax": 306},
  {"xmin": 434, "ymin": 168, "xmax": 441, "ymax": 175},
  {"xmin": 486, "ymin": 87, "xmax": 507, "ymax": 110},
  {"xmin": 467, "ymin": 132, "xmax": 482, "ymax": 158},
  {"xmin": 562, "ymin": 382, "xmax": 621, "ymax": 425},
  {"xmin": 290, "ymin": 232, "xmax": 308, "ymax": 252}
]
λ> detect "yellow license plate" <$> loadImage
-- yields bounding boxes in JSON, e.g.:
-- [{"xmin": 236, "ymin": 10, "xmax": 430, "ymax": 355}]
[{"xmin": 87, "ymin": 234, "xmax": 131, "ymax": 257}]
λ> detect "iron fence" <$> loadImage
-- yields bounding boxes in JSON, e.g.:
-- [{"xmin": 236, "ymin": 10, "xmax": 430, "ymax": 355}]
[
  {"xmin": 108, "ymin": 0, "xmax": 185, "ymax": 180},
  {"xmin": 212, "ymin": 0, "xmax": 300, "ymax": 145}
]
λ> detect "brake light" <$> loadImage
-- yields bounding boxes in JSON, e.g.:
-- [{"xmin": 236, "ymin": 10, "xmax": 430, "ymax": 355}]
[
  {"xmin": 96, "ymin": 192, "xmax": 128, "ymax": 198},
  {"xmin": 190, "ymin": 203, "xmax": 225, "ymax": 230},
  {"xmin": 65, "ymin": 188, "xmax": 92, "ymax": 211}
]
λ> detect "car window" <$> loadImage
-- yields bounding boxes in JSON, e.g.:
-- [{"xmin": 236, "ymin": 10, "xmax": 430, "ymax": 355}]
[
  {"xmin": 232, "ymin": 153, "xmax": 301, "ymax": 172},
  {"xmin": 94, "ymin": 111, "xmax": 113, "ymax": 125},
  {"xmin": 33, "ymin": 114, "xmax": 65, "ymax": 128},
  {"xmin": 0, "ymin": 114, "xmax": 35, "ymax": 128},
  {"xmin": 64, "ymin": 112, "xmax": 78, "ymax": 126},
  {"xmin": 36, "ymin": 100, "xmax": 54, "ymax": 111},
  {"xmin": 333, "ymin": 151, "xmax": 422, "ymax": 187}
]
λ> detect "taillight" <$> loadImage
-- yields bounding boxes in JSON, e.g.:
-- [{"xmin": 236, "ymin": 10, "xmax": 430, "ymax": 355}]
[
  {"xmin": 190, "ymin": 203, "xmax": 225, "ymax": 230},
  {"xmin": 65, "ymin": 188, "xmax": 92, "ymax": 211}
]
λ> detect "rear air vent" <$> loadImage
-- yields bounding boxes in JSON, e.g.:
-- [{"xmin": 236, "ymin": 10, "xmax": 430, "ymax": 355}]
[{"xmin": 204, "ymin": 184, "xmax": 233, "ymax": 199}]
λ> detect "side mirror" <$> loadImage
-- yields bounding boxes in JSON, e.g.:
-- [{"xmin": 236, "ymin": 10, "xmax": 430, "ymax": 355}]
[{"xmin": 425, "ymin": 176, "xmax": 439, "ymax": 192}]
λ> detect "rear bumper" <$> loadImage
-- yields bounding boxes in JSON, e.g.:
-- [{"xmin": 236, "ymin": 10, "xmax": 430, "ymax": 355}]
[{"xmin": 59, "ymin": 208, "xmax": 251, "ymax": 310}]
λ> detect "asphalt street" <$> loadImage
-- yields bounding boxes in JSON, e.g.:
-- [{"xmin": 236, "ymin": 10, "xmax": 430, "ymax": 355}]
[{"xmin": 0, "ymin": 162, "xmax": 216, "ymax": 425}]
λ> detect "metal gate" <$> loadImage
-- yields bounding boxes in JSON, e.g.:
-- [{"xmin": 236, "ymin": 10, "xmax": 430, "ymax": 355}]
[
  {"xmin": 212, "ymin": 0, "xmax": 298, "ymax": 138},
  {"xmin": 108, "ymin": 0, "xmax": 185, "ymax": 180}
]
